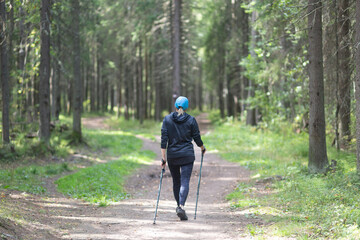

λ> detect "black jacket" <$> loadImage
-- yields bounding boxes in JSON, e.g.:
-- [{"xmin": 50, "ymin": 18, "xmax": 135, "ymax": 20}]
[{"xmin": 161, "ymin": 112, "xmax": 203, "ymax": 165}]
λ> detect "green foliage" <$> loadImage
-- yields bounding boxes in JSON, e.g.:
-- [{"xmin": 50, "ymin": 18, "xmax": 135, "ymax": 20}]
[
  {"xmin": 204, "ymin": 121, "xmax": 308, "ymax": 177},
  {"xmin": 55, "ymin": 121, "xmax": 156, "ymax": 205},
  {"xmin": 56, "ymin": 150, "xmax": 155, "ymax": 206},
  {"xmin": 186, "ymin": 109, "xmax": 202, "ymax": 117},
  {"xmin": 204, "ymin": 121, "xmax": 360, "ymax": 239},
  {"xmin": 208, "ymin": 110, "xmax": 223, "ymax": 125},
  {"xmin": 85, "ymin": 129, "xmax": 142, "ymax": 156},
  {"xmin": 227, "ymin": 183, "xmax": 259, "ymax": 209},
  {"xmin": 0, "ymin": 115, "xmax": 73, "ymax": 162},
  {"xmin": 0, "ymin": 163, "xmax": 73, "ymax": 194}
]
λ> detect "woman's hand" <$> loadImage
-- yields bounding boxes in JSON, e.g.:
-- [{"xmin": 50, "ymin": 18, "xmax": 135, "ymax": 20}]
[
  {"xmin": 201, "ymin": 146, "xmax": 206, "ymax": 155},
  {"xmin": 161, "ymin": 159, "xmax": 166, "ymax": 169}
]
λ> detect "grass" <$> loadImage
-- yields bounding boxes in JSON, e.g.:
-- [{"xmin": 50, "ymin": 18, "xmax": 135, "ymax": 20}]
[
  {"xmin": 0, "ymin": 114, "xmax": 159, "ymax": 207},
  {"xmin": 106, "ymin": 115, "xmax": 162, "ymax": 140},
  {"xmin": 203, "ymin": 121, "xmax": 360, "ymax": 239},
  {"xmin": 85, "ymin": 129, "xmax": 142, "ymax": 156},
  {"xmin": 0, "ymin": 115, "xmax": 75, "ymax": 162},
  {"xmin": 56, "ymin": 127, "xmax": 156, "ymax": 206},
  {"xmin": 56, "ymin": 150, "xmax": 155, "ymax": 206},
  {"xmin": 0, "ymin": 163, "xmax": 73, "ymax": 194}
]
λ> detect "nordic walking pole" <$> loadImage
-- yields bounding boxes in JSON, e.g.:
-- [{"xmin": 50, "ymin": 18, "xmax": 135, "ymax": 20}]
[
  {"xmin": 194, "ymin": 150, "xmax": 205, "ymax": 220},
  {"xmin": 153, "ymin": 160, "xmax": 166, "ymax": 224}
]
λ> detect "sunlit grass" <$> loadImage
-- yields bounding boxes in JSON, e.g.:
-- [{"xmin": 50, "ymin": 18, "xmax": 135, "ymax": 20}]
[
  {"xmin": 0, "ymin": 163, "xmax": 73, "ymax": 194},
  {"xmin": 53, "ymin": 116, "xmax": 157, "ymax": 206},
  {"xmin": 56, "ymin": 150, "xmax": 155, "ymax": 206},
  {"xmin": 0, "ymin": 114, "xmax": 158, "ymax": 206},
  {"xmin": 203, "ymin": 121, "xmax": 360, "ymax": 239},
  {"xmin": 106, "ymin": 115, "xmax": 162, "ymax": 140},
  {"xmin": 84, "ymin": 129, "xmax": 142, "ymax": 156}
]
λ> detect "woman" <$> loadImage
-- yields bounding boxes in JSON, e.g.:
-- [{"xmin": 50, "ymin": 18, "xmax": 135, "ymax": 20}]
[{"xmin": 160, "ymin": 96, "xmax": 206, "ymax": 221}]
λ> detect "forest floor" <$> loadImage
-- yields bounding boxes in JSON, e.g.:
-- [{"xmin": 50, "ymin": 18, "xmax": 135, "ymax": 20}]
[{"xmin": 0, "ymin": 114, "xmax": 279, "ymax": 240}]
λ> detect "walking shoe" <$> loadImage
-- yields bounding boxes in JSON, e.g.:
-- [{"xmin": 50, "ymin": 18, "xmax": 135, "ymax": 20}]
[{"xmin": 176, "ymin": 206, "xmax": 188, "ymax": 221}]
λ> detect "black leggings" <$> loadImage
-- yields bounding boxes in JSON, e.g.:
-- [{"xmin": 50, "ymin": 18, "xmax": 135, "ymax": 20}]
[{"xmin": 168, "ymin": 162, "xmax": 194, "ymax": 206}]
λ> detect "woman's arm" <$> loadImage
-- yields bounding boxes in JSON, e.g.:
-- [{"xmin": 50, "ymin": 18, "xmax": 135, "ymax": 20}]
[
  {"xmin": 161, "ymin": 148, "xmax": 167, "ymax": 168},
  {"xmin": 161, "ymin": 118, "xmax": 168, "ymax": 168}
]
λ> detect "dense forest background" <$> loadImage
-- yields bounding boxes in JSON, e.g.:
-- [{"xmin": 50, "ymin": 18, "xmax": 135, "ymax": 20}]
[{"xmin": 1, "ymin": 0, "xmax": 360, "ymax": 174}]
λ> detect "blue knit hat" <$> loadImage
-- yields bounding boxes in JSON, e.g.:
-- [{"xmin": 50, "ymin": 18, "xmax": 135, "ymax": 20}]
[{"xmin": 175, "ymin": 96, "xmax": 189, "ymax": 110}]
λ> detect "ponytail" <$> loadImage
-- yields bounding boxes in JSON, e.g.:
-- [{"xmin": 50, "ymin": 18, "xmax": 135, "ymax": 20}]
[{"xmin": 177, "ymin": 107, "xmax": 185, "ymax": 115}]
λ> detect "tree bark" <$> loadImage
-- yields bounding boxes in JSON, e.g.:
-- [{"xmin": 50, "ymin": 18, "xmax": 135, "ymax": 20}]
[
  {"xmin": 308, "ymin": 0, "xmax": 328, "ymax": 173},
  {"xmin": 246, "ymin": 10, "xmax": 257, "ymax": 126},
  {"xmin": 240, "ymin": 5, "xmax": 249, "ymax": 117},
  {"xmin": 0, "ymin": 0, "xmax": 10, "ymax": 144},
  {"xmin": 103, "ymin": 78, "xmax": 108, "ymax": 112},
  {"xmin": 355, "ymin": 0, "xmax": 360, "ymax": 173},
  {"xmin": 96, "ymin": 54, "xmax": 101, "ymax": 111},
  {"xmin": 172, "ymin": 0, "xmax": 182, "ymax": 106},
  {"xmin": 124, "ymin": 56, "xmax": 130, "ymax": 120},
  {"xmin": 337, "ymin": 0, "xmax": 351, "ymax": 148},
  {"xmin": 72, "ymin": 0, "xmax": 82, "ymax": 141},
  {"xmin": 90, "ymin": 44, "xmax": 96, "ymax": 112},
  {"xmin": 52, "ymin": 19, "xmax": 61, "ymax": 120},
  {"xmin": 19, "ymin": 0, "xmax": 27, "ymax": 121},
  {"xmin": 144, "ymin": 38, "xmax": 149, "ymax": 119},
  {"xmin": 39, "ymin": 0, "xmax": 51, "ymax": 142},
  {"xmin": 138, "ymin": 40, "xmax": 144, "ymax": 124},
  {"xmin": 116, "ymin": 49, "xmax": 123, "ymax": 118}
]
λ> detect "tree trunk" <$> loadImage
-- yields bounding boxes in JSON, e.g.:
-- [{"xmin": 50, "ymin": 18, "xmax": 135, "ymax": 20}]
[
  {"xmin": 0, "ymin": 0, "xmax": 10, "ymax": 144},
  {"xmin": 8, "ymin": 0, "xmax": 14, "ymax": 73},
  {"xmin": 72, "ymin": 0, "xmax": 82, "ymax": 141},
  {"xmin": 67, "ymin": 76, "xmax": 72, "ymax": 114},
  {"xmin": 83, "ymin": 64, "xmax": 88, "ymax": 111},
  {"xmin": 337, "ymin": 0, "xmax": 351, "ymax": 148},
  {"xmin": 144, "ymin": 38, "xmax": 149, "ymax": 119},
  {"xmin": 218, "ymin": 77, "xmax": 225, "ymax": 118},
  {"xmin": 308, "ymin": 0, "xmax": 328, "ymax": 173},
  {"xmin": 103, "ymin": 78, "xmax": 108, "ymax": 112},
  {"xmin": 90, "ymin": 45, "xmax": 96, "ymax": 112},
  {"xmin": 240, "ymin": 5, "xmax": 249, "ymax": 117},
  {"xmin": 138, "ymin": 40, "xmax": 144, "ymax": 124},
  {"xmin": 227, "ymin": 73, "xmax": 234, "ymax": 117},
  {"xmin": 148, "ymin": 50, "xmax": 153, "ymax": 119},
  {"xmin": 39, "ymin": 0, "xmax": 51, "ymax": 142},
  {"xmin": 355, "ymin": 0, "xmax": 360, "ymax": 173},
  {"xmin": 246, "ymin": 9, "xmax": 257, "ymax": 126},
  {"xmin": 52, "ymin": 21, "xmax": 61, "ymax": 120},
  {"xmin": 96, "ymin": 55, "xmax": 101, "ymax": 111},
  {"xmin": 19, "ymin": 0, "xmax": 27, "ymax": 122},
  {"xmin": 172, "ymin": 0, "xmax": 182, "ymax": 106},
  {"xmin": 124, "ymin": 59, "xmax": 130, "ymax": 120},
  {"xmin": 116, "ymin": 50, "xmax": 123, "ymax": 118}
]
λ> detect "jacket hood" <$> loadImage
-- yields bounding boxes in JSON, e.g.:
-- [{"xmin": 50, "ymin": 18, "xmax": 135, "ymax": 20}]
[{"xmin": 171, "ymin": 112, "xmax": 190, "ymax": 123}]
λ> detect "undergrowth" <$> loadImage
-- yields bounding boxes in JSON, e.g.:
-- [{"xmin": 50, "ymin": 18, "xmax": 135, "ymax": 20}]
[
  {"xmin": 0, "ymin": 115, "xmax": 74, "ymax": 162},
  {"xmin": 55, "ymin": 119, "xmax": 158, "ymax": 206},
  {"xmin": 56, "ymin": 150, "xmax": 155, "ymax": 206},
  {"xmin": 0, "ymin": 163, "xmax": 72, "ymax": 194},
  {"xmin": 203, "ymin": 121, "xmax": 360, "ymax": 239},
  {"xmin": 0, "ymin": 115, "xmax": 159, "ymax": 207}
]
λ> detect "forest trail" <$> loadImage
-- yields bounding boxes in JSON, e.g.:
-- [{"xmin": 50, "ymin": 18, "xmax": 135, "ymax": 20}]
[
  {"xmin": 67, "ymin": 113, "xmax": 261, "ymax": 239},
  {"xmin": 1, "ymin": 114, "xmax": 264, "ymax": 240}
]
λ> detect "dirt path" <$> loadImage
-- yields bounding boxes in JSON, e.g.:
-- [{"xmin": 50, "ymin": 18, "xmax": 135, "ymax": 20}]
[
  {"xmin": 1, "ymin": 114, "xmax": 263, "ymax": 240},
  {"xmin": 62, "ymin": 113, "xmax": 260, "ymax": 239}
]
